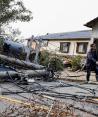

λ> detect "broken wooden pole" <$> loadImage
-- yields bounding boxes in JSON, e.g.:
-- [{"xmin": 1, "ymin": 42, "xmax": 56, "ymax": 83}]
[{"xmin": 0, "ymin": 54, "xmax": 45, "ymax": 70}]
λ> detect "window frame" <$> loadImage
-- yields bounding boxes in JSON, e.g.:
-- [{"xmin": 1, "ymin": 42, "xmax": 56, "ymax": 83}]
[
  {"xmin": 60, "ymin": 42, "xmax": 70, "ymax": 53},
  {"xmin": 76, "ymin": 42, "xmax": 88, "ymax": 54}
]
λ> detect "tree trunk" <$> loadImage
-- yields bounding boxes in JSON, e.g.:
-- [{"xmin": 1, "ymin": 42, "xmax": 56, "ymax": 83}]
[
  {"xmin": 0, "ymin": 71, "xmax": 17, "ymax": 78},
  {"xmin": 0, "ymin": 54, "xmax": 45, "ymax": 70},
  {"xmin": 0, "ymin": 69, "xmax": 49, "ymax": 78}
]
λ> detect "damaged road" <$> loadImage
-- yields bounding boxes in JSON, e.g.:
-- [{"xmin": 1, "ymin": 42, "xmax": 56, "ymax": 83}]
[{"xmin": 1, "ymin": 79, "xmax": 98, "ymax": 117}]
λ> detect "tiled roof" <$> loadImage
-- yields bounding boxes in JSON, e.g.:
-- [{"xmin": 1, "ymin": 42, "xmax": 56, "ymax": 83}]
[{"xmin": 36, "ymin": 30, "xmax": 91, "ymax": 40}]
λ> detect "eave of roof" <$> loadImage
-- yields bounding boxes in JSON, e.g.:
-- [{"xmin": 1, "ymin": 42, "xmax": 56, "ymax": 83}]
[
  {"xmin": 46, "ymin": 38, "xmax": 90, "ymax": 41},
  {"xmin": 84, "ymin": 17, "xmax": 98, "ymax": 28}
]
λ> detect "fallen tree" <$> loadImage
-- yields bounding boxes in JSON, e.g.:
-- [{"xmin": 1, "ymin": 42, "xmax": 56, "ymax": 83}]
[
  {"xmin": 0, "ymin": 70, "xmax": 17, "ymax": 78},
  {"xmin": 0, "ymin": 54, "xmax": 45, "ymax": 70},
  {"xmin": 0, "ymin": 69, "xmax": 53, "ymax": 79}
]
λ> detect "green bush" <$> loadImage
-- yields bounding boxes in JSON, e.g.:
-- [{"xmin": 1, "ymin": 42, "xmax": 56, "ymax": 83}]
[
  {"xmin": 39, "ymin": 51, "xmax": 64, "ymax": 71},
  {"xmin": 39, "ymin": 51, "xmax": 50, "ymax": 67},
  {"xmin": 71, "ymin": 55, "xmax": 82, "ymax": 71},
  {"xmin": 49, "ymin": 57, "xmax": 64, "ymax": 71}
]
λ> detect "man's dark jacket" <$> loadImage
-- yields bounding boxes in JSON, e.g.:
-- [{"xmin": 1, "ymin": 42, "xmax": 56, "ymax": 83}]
[{"xmin": 86, "ymin": 50, "xmax": 97, "ymax": 70}]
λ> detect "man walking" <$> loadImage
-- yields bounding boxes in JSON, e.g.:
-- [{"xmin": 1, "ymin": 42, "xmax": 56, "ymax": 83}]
[{"xmin": 86, "ymin": 43, "xmax": 98, "ymax": 83}]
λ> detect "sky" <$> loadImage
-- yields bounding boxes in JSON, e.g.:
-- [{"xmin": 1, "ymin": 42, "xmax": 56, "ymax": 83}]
[{"xmin": 12, "ymin": 0, "xmax": 98, "ymax": 39}]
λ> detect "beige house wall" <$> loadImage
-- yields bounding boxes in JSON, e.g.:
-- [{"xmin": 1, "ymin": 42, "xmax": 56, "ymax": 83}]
[
  {"xmin": 44, "ymin": 39, "xmax": 90, "ymax": 56},
  {"xmin": 28, "ymin": 38, "xmax": 91, "ymax": 57}
]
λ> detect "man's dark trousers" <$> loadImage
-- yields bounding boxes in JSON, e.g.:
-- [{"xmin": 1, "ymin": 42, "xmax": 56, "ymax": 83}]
[{"xmin": 86, "ymin": 65, "xmax": 98, "ymax": 81}]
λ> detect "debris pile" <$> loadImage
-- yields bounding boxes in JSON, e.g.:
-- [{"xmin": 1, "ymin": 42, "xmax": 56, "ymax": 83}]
[
  {"xmin": 0, "ymin": 39, "xmax": 98, "ymax": 117},
  {"xmin": 0, "ymin": 96, "xmax": 81, "ymax": 117}
]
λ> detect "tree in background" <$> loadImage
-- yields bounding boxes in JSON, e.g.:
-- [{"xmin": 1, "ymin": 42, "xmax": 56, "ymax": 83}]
[
  {"xmin": 0, "ymin": 0, "xmax": 33, "ymax": 42},
  {"xmin": 1, "ymin": 26, "xmax": 22, "ymax": 42},
  {"xmin": 0, "ymin": 0, "xmax": 33, "ymax": 27}
]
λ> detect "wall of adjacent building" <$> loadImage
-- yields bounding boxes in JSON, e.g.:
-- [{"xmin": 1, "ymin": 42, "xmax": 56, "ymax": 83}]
[{"xmin": 92, "ymin": 22, "xmax": 98, "ymax": 38}]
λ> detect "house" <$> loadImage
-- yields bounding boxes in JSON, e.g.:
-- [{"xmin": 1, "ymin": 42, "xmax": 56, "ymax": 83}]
[
  {"xmin": 35, "ymin": 30, "xmax": 92, "ymax": 56},
  {"xmin": 27, "ymin": 17, "xmax": 98, "ymax": 57},
  {"xmin": 84, "ymin": 17, "xmax": 98, "ymax": 54}
]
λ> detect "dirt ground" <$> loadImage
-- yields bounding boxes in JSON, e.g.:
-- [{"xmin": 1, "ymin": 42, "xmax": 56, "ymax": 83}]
[{"xmin": 60, "ymin": 69, "xmax": 97, "ymax": 83}]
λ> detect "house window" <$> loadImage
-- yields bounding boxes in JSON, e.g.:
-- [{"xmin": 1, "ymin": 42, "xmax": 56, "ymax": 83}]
[
  {"xmin": 76, "ymin": 42, "xmax": 88, "ymax": 54},
  {"xmin": 60, "ymin": 42, "xmax": 70, "ymax": 53}
]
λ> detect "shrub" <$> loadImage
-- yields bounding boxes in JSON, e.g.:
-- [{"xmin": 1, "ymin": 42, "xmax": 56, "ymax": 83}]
[
  {"xmin": 49, "ymin": 57, "xmax": 64, "ymax": 71},
  {"xmin": 70, "ymin": 55, "xmax": 82, "ymax": 71},
  {"xmin": 39, "ymin": 51, "xmax": 64, "ymax": 71},
  {"xmin": 39, "ymin": 51, "xmax": 50, "ymax": 67}
]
